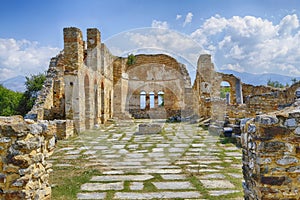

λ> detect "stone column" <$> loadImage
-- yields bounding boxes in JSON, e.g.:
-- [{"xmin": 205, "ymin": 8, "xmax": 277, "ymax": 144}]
[
  {"xmin": 154, "ymin": 94, "xmax": 158, "ymax": 108},
  {"xmin": 146, "ymin": 94, "xmax": 150, "ymax": 110}
]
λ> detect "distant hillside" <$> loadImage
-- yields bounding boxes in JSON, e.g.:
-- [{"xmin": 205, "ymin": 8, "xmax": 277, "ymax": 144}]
[
  {"xmin": 219, "ymin": 70, "xmax": 300, "ymax": 86},
  {"xmin": 0, "ymin": 75, "xmax": 26, "ymax": 92}
]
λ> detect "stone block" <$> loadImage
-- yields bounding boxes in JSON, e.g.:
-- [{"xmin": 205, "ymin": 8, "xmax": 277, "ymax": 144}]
[
  {"xmin": 276, "ymin": 156, "xmax": 298, "ymax": 166},
  {"xmin": 260, "ymin": 176, "xmax": 286, "ymax": 186},
  {"xmin": 54, "ymin": 120, "xmax": 74, "ymax": 140},
  {"xmin": 138, "ymin": 123, "xmax": 162, "ymax": 134},
  {"xmin": 258, "ymin": 141, "xmax": 286, "ymax": 153}
]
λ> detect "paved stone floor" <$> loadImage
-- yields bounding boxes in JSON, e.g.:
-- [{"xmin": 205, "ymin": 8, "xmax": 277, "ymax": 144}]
[{"xmin": 50, "ymin": 119, "xmax": 244, "ymax": 200}]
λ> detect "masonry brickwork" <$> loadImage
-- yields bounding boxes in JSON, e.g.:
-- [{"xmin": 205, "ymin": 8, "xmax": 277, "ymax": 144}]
[
  {"xmin": 0, "ymin": 116, "xmax": 56, "ymax": 200},
  {"xmin": 2, "ymin": 27, "xmax": 300, "ymax": 199},
  {"xmin": 242, "ymin": 103, "xmax": 300, "ymax": 199}
]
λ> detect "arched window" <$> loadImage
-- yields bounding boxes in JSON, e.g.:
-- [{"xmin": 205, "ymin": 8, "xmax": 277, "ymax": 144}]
[
  {"xmin": 149, "ymin": 92, "xmax": 155, "ymax": 108},
  {"xmin": 140, "ymin": 91, "xmax": 146, "ymax": 109},
  {"xmin": 158, "ymin": 91, "xmax": 164, "ymax": 107}
]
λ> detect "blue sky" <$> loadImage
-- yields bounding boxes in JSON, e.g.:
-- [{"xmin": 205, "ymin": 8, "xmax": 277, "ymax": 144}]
[{"xmin": 1, "ymin": 0, "xmax": 300, "ymax": 81}]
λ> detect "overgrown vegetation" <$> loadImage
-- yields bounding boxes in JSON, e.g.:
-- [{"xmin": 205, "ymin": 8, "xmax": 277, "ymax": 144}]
[
  {"xmin": 0, "ymin": 85, "xmax": 23, "ymax": 116},
  {"xmin": 220, "ymin": 86, "xmax": 230, "ymax": 98},
  {"xmin": 17, "ymin": 73, "xmax": 46, "ymax": 115},
  {"xmin": 267, "ymin": 79, "xmax": 288, "ymax": 88},
  {"xmin": 0, "ymin": 73, "xmax": 46, "ymax": 116},
  {"xmin": 126, "ymin": 54, "xmax": 136, "ymax": 65}
]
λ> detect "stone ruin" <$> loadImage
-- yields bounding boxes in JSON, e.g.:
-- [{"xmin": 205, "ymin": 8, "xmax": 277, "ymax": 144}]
[
  {"xmin": 242, "ymin": 102, "xmax": 300, "ymax": 199},
  {"xmin": 1, "ymin": 27, "xmax": 300, "ymax": 199}
]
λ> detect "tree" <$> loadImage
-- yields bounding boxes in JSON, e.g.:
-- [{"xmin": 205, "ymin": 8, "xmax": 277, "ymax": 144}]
[
  {"xmin": 291, "ymin": 78, "xmax": 297, "ymax": 85},
  {"xmin": 126, "ymin": 54, "xmax": 136, "ymax": 65},
  {"xmin": 267, "ymin": 79, "xmax": 285, "ymax": 88},
  {"xmin": 17, "ymin": 73, "xmax": 46, "ymax": 116},
  {"xmin": 0, "ymin": 85, "xmax": 23, "ymax": 116}
]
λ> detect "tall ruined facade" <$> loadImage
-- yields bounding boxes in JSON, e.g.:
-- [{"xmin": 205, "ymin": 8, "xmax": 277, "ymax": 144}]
[
  {"xmin": 3, "ymin": 27, "xmax": 300, "ymax": 199},
  {"xmin": 27, "ymin": 27, "xmax": 194, "ymax": 133},
  {"xmin": 26, "ymin": 27, "xmax": 300, "ymax": 133}
]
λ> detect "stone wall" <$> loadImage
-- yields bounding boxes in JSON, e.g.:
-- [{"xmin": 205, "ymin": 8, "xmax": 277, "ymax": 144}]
[
  {"xmin": 113, "ymin": 54, "xmax": 192, "ymax": 119},
  {"xmin": 26, "ymin": 54, "xmax": 65, "ymax": 121},
  {"xmin": 0, "ymin": 116, "xmax": 55, "ymax": 200},
  {"xmin": 26, "ymin": 27, "xmax": 115, "ymax": 133},
  {"xmin": 242, "ymin": 104, "xmax": 300, "ymax": 199}
]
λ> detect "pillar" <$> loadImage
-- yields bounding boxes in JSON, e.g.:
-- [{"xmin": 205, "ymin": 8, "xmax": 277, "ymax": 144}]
[
  {"xmin": 87, "ymin": 28, "xmax": 101, "ymax": 71},
  {"xmin": 63, "ymin": 27, "xmax": 84, "ymax": 132},
  {"xmin": 63, "ymin": 27, "xmax": 84, "ymax": 74}
]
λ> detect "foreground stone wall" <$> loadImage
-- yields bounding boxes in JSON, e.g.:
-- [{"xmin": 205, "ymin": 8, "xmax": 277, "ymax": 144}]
[
  {"xmin": 0, "ymin": 116, "xmax": 55, "ymax": 200},
  {"xmin": 242, "ymin": 105, "xmax": 300, "ymax": 199}
]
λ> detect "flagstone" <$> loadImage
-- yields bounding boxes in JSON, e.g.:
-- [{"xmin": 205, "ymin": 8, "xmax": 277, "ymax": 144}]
[
  {"xmin": 81, "ymin": 182, "xmax": 124, "ymax": 191},
  {"xmin": 91, "ymin": 175, "xmax": 154, "ymax": 182},
  {"xmin": 113, "ymin": 191, "xmax": 201, "ymax": 199},
  {"xmin": 199, "ymin": 180, "xmax": 235, "ymax": 188},
  {"xmin": 77, "ymin": 192, "xmax": 106, "ymax": 199}
]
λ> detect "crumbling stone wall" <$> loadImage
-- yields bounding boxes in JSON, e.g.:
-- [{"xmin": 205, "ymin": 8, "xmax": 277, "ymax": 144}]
[
  {"xmin": 193, "ymin": 55, "xmax": 300, "ymax": 119},
  {"xmin": 193, "ymin": 54, "xmax": 243, "ymax": 119},
  {"xmin": 113, "ymin": 54, "xmax": 193, "ymax": 119},
  {"xmin": 0, "ymin": 116, "xmax": 55, "ymax": 200},
  {"xmin": 26, "ymin": 54, "xmax": 65, "ymax": 121},
  {"xmin": 27, "ymin": 27, "xmax": 115, "ymax": 133},
  {"xmin": 242, "ymin": 105, "xmax": 300, "ymax": 199}
]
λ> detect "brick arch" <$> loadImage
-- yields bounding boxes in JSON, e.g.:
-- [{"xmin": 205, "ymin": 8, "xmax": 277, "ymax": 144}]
[
  {"xmin": 125, "ymin": 54, "xmax": 182, "ymax": 74},
  {"xmin": 124, "ymin": 54, "xmax": 190, "ymax": 86},
  {"xmin": 218, "ymin": 73, "xmax": 243, "ymax": 105}
]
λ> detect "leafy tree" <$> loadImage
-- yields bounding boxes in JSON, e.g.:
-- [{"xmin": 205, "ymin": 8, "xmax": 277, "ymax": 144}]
[
  {"xmin": 126, "ymin": 54, "xmax": 136, "ymax": 65},
  {"xmin": 267, "ymin": 79, "xmax": 285, "ymax": 88},
  {"xmin": 0, "ymin": 85, "xmax": 23, "ymax": 116},
  {"xmin": 291, "ymin": 78, "xmax": 297, "ymax": 85},
  {"xmin": 220, "ymin": 86, "xmax": 230, "ymax": 98},
  {"xmin": 17, "ymin": 73, "xmax": 46, "ymax": 116}
]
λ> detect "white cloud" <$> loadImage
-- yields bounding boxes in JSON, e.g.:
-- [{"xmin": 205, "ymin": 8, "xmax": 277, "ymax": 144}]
[
  {"xmin": 221, "ymin": 63, "xmax": 245, "ymax": 73},
  {"xmin": 191, "ymin": 14, "xmax": 300, "ymax": 76},
  {"xmin": 104, "ymin": 28, "xmax": 204, "ymax": 82},
  {"xmin": 176, "ymin": 14, "xmax": 182, "ymax": 20},
  {"xmin": 151, "ymin": 20, "xmax": 169, "ymax": 29},
  {"xmin": 183, "ymin": 12, "xmax": 193, "ymax": 27},
  {"xmin": 278, "ymin": 14, "xmax": 299, "ymax": 36},
  {"xmin": 0, "ymin": 38, "xmax": 59, "ymax": 81}
]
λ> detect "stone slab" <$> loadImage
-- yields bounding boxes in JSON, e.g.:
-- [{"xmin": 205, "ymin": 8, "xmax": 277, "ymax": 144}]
[
  {"xmin": 138, "ymin": 169, "xmax": 182, "ymax": 174},
  {"xmin": 161, "ymin": 174, "xmax": 187, "ymax": 180},
  {"xmin": 77, "ymin": 192, "xmax": 106, "ymax": 199},
  {"xmin": 114, "ymin": 191, "xmax": 201, "ymax": 199},
  {"xmin": 91, "ymin": 175, "xmax": 153, "ymax": 182},
  {"xmin": 199, "ymin": 180, "xmax": 235, "ymax": 189},
  {"xmin": 198, "ymin": 173, "xmax": 225, "ymax": 179},
  {"xmin": 153, "ymin": 181, "xmax": 194, "ymax": 190},
  {"xmin": 130, "ymin": 182, "xmax": 144, "ymax": 190},
  {"xmin": 209, "ymin": 190, "xmax": 240, "ymax": 196},
  {"xmin": 81, "ymin": 182, "xmax": 124, "ymax": 191}
]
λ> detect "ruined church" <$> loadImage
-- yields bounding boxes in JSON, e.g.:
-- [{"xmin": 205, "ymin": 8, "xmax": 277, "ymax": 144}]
[
  {"xmin": 2, "ymin": 27, "xmax": 300, "ymax": 199},
  {"xmin": 27, "ymin": 27, "xmax": 300, "ymax": 134}
]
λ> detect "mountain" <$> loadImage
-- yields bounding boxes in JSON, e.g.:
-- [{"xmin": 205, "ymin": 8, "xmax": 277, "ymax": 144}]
[
  {"xmin": 0, "ymin": 75, "xmax": 26, "ymax": 92},
  {"xmin": 218, "ymin": 69, "xmax": 300, "ymax": 86}
]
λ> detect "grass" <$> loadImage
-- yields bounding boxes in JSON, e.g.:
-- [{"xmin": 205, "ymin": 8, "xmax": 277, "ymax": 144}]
[
  {"xmin": 50, "ymin": 121, "xmax": 244, "ymax": 200},
  {"xmin": 51, "ymin": 167, "xmax": 101, "ymax": 200}
]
